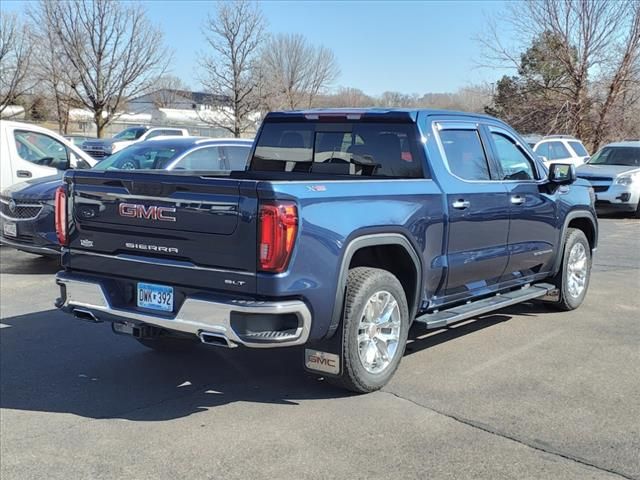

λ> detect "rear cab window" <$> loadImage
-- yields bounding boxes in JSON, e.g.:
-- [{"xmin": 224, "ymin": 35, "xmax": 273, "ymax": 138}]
[{"xmin": 250, "ymin": 122, "xmax": 424, "ymax": 178}]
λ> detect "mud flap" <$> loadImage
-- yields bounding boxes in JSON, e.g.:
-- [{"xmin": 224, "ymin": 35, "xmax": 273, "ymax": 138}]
[{"xmin": 303, "ymin": 323, "xmax": 344, "ymax": 378}]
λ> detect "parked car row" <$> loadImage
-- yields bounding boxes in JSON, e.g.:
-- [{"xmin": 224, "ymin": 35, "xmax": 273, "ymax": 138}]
[{"xmin": 0, "ymin": 120, "xmax": 253, "ymax": 256}]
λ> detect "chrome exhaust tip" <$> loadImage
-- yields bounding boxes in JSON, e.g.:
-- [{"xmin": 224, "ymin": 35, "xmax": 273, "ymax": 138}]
[
  {"xmin": 72, "ymin": 308, "xmax": 101, "ymax": 323},
  {"xmin": 198, "ymin": 331, "xmax": 236, "ymax": 348}
]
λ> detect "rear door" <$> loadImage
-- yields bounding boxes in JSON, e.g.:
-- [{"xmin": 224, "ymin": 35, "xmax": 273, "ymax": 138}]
[
  {"xmin": 432, "ymin": 121, "xmax": 511, "ymax": 298},
  {"xmin": 485, "ymin": 126, "xmax": 557, "ymax": 278},
  {"xmin": 66, "ymin": 170, "xmax": 259, "ymax": 293}
]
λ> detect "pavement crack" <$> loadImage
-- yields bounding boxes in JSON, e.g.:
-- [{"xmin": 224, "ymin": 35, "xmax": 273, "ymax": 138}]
[{"xmin": 382, "ymin": 390, "xmax": 636, "ymax": 480}]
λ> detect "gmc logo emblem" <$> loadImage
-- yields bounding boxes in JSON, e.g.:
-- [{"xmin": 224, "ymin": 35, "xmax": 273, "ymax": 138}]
[
  {"xmin": 118, "ymin": 203, "xmax": 176, "ymax": 222},
  {"xmin": 309, "ymin": 355, "xmax": 337, "ymax": 368}
]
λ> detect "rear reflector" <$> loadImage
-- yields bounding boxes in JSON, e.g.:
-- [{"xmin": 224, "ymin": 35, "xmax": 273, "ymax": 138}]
[
  {"xmin": 258, "ymin": 201, "xmax": 298, "ymax": 273},
  {"xmin": 55, "ymin": 186, "xmax": 67, "ymax": 246}
]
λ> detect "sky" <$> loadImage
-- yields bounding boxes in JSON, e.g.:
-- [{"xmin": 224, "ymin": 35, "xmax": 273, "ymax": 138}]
[{"xmin": 2, "ymin": 0, "xmax": 516, "ymax": 96}]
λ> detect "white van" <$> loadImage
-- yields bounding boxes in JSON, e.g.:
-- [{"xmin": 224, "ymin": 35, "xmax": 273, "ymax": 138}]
[{"xmin": 0, "ymin": 121, "xmax": 96, "ymax": 191}]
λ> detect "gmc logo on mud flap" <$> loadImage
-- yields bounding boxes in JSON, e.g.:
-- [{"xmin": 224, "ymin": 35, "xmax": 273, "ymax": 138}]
[
  {"xmin": 118, "ymin": 203, "xmax": 176, "ymax": 222},
  {"xmin": 305, "ymin": 349, "xmax": 340, "ymax": 375}
]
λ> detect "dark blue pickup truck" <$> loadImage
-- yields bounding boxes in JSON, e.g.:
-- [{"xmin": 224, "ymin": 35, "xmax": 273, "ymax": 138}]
[{"xmin": 55, "ymin": 109, "xmax": 597, "ymax": 393}]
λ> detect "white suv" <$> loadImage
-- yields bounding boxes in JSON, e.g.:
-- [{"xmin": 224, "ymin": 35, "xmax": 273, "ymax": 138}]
[
  {"xmin": 533, "ymin": 136, "xmax": 590, "ymax": 167},
  {"xmin": 81, "ymin": 126, "xmax": 189, "ymax": 159}
]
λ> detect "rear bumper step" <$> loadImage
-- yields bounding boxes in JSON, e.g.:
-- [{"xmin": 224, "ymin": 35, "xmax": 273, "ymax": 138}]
[
  {"xmin": 56, "ymin": 272, "xmax": 312, "ymax": 348},
  {"xmin": 415, "ymin": 283, "xmax": 557, "ymax": 329}
]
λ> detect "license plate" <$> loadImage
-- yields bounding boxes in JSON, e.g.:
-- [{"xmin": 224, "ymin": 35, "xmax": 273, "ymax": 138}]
[
  {"xmin": 137, "ymin": 282, "xmax": 173, "ymax": 312},
  {"xmin": 3, "ymin": 222, "xmax": 17, "ymax": 238}
]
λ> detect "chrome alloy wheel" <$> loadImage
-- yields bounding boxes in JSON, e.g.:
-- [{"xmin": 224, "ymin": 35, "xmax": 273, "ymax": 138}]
[
  {"xmin": 357, "ymin": 290, "xmax": 402, "ymax": 374},
  {"xmin": 567, "ymin": 242, "xmax": 588, "ymax": 298}
]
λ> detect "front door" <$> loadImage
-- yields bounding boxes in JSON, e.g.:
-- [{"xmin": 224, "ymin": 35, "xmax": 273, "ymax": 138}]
[
  {"xmin": 486, "ymin": 127, "xmax": 557, "ymax": 279},
  {"xmin": 433, "ymin": 122, "xmax": 511, "ymax": 300}
]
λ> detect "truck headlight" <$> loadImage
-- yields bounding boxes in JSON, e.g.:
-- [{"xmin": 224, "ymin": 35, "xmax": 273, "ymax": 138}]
[{"xmin": 615, "ymin": 173, "xmax": 639, "ymax": 186}]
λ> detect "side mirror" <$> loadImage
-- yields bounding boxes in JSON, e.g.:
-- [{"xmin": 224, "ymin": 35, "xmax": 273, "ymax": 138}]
[{"xmin": 548, "ymin": 163, "xmax": 576, "ymax": 185}]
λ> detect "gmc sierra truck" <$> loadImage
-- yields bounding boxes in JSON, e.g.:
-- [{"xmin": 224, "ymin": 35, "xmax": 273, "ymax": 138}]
[{"xmin": 55, "ymin": 109, "xmax": 598, "ymax": 393}]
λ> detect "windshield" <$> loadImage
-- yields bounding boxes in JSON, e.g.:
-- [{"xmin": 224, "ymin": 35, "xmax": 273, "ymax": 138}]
[
  {"xmin": 113, "ymin": 127, "xmax": 146, "ymax": 141},
  {"xmin": 93, "ymin": 143, "xmax": 188, "ymax": 170},
  {"xmin": 588, "ymin": 147, "xmax": 640, "ymax": 167}
]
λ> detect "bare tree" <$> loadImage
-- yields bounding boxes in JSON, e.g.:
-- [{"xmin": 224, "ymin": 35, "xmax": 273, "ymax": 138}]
[
  {"xmin": 42, "ymin": 0, "xmax": 169, "ymax": 137},
  {"xmin": 199, "ymin": 0, "xmax": 265, "ymax": 137},
  {"xmin": 28, "ymin": 1, "xmax": 79, "ymax": 133},
  {"xmin": 151, "ymin": 75, "xmax": 191, "ymax": 109},
  {"xmin": 478, "ymin": 0, "xmax": 640, "ymax": 149},
  {"xmin": 261, "ymin": 33, "xmax": 339, "ymax": 110},
  {"xmin": 0, "ymin": 12, "xmax": 33, "ymax": 114}
]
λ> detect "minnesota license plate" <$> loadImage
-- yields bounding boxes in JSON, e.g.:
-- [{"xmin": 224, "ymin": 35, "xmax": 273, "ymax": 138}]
[
  {"xmin": 137, "ymin": 282, "xmax": 173, "ymax": 312},
  {"xmin": 3, "ymin": 222, "xmax": 17, "ymax": 238}
]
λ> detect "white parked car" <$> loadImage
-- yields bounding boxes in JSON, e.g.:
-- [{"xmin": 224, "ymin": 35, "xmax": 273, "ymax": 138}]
[
  {"xmin": 577, "ymin": 140, "xmax": 640, "ymax": 218},
  {"xmin": 533, "ymin": 135, "xmax": 590, "ymax": 167},
  {"xmin": 81, "ymin": 126, "xmax": 189, "ymax": 159},
  {"xmin": 0, "ymin": 120, "xmax": 96, "ymax": 191}
]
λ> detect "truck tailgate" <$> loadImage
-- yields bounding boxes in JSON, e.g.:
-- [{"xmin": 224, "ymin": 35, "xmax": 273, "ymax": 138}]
[{"xmin": 64, "ymin": 171, "xmax": 258, "ymax": 292}]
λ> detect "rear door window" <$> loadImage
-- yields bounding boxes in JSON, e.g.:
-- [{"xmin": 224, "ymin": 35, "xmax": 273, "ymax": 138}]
[
  {"xmin": 438, "ymin": 129, "xmax": 491, "ymax": 181},
  {"xmin": 534, "ymin": 142, "xmax": 549, "ymax": 158},
  {"xmin": 173, "ymin": 146, "xmax": 224, "ymax": 170},
  {"xmin": 251, "ymin": 122, "xmax": 423, "ymax": 178},
  {"xmin": 223, "ymin": 146, "xmax": 250, "ymax": 170},
  {"xmin": 547, "ymin": 141, "xmax": 571, "ymax": 160}
]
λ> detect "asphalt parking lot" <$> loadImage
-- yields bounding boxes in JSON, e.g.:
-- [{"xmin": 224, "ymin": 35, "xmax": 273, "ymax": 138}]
[{"xmin": 0, "ymin": 217, "xmax": 638, "ymax": 480}]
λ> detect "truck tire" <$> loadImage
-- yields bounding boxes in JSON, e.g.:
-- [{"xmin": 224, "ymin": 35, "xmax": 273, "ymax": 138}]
[
  {"xmin": 135, "ymin": 336, "xmax": 199, "ymax": 353},
  {"xmin": 329, "ymin": 267, "xmax": 409, "ymax": 393},
  {"xmin": 551, "ymin": 228, "xmax": 592, "ymax": 311}
]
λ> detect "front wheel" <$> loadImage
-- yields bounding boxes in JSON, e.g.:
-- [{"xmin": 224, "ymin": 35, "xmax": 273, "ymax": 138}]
[
  {"xmin": 551, "ymin": 228, "xmax": 592, "ymax": 311},
  {"xmin": 328, "ymin": 267, "xmax": 409, "ymax": 393}
]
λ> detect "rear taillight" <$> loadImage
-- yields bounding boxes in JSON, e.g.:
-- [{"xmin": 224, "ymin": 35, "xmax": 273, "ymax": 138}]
[
  {"xmin": 258, "ymin": 201, "xmax": 298, "ymax": 273},
  {"xmin": 55, "ymin": 186, "xmax": 67, "ymax": 246}
]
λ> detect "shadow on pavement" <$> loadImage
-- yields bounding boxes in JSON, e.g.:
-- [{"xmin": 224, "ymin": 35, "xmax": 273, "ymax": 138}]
[
  {"xmin": 0, "ymin": 301, "xmax": 555, "ymax": 422},
  {"xmin": 0, "ymin": 309, "xmax": 353, "ymax": 421},
  {"xmin": 0, "ymin": 249, "xmax": 60, "ymax": 275}
]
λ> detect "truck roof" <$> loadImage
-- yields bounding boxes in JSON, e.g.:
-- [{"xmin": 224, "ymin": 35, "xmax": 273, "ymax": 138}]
[{"xmin": 265, "ymin": 108, "xmax": 497, "ymax": 123}]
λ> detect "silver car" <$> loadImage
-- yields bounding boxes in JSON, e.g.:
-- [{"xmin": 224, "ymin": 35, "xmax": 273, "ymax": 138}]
[{"xmin": 576, "ymin": 140, "xmax": 640, "ymax": 217}]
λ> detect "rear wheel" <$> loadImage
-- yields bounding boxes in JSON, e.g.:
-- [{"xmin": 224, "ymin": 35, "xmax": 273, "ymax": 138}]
[
  {"xmin": 135, "ymin": 335, "xmax": 199, "ymax": 353},
  {"xmin": 551, "ymin": 228, "xmax": 591, "ymax": 311},
  {"xmin": 328, "ymin": 267, "xmax": 409, "ymax": 393}
]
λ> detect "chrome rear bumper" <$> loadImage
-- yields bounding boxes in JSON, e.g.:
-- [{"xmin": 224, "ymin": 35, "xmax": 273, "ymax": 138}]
[{"xmin": 56, "ymin": 272, "xmax": 312, "ymax": 348}]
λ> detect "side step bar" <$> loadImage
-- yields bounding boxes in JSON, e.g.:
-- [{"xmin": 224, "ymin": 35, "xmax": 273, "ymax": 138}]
[{"xmin": 415, "ymin": 283, "xmax": 557, "ymax": 330}]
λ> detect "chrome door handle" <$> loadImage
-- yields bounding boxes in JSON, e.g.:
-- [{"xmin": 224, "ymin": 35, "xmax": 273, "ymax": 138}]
[
  {"xmin": 17, "ymin": 170, "xmax": 32, "ymax": 178},
  {"xmin": 452, "ymin": 200, "xmax": 470, "ymax": 210},
  {"xmin": 511, "ymin": 195, "xmax": 525, "ymax": 205}
]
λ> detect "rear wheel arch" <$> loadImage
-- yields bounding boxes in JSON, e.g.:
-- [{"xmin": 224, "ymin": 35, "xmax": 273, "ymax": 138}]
[{"xmin": 327, "ymin": 233, "xmax": 422, "ymax": 338}]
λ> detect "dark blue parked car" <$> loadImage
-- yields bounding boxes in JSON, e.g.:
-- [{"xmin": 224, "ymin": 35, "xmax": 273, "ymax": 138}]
[
  {"xmin": 0, "ymin": 137, "xmax": 252, "ymax": 256},
  {"xmin": 54, "ymin": 109, "xmax": 597, "ymax": 393}
]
